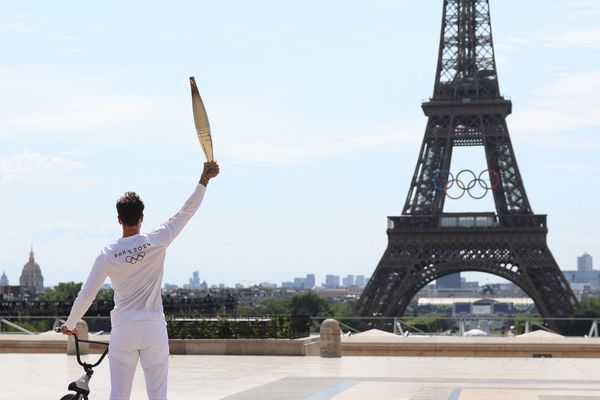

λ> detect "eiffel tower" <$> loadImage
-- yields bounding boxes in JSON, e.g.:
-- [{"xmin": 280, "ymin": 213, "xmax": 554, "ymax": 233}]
[{"xmin": 357, "ymin": 0, "xmax": 578, "ymax": 331}]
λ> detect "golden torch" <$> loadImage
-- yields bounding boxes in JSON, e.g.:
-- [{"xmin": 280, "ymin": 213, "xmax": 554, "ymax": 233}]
[{"xmin": 189, "ymin": 76, "xmax": 214, "ymax": 161}]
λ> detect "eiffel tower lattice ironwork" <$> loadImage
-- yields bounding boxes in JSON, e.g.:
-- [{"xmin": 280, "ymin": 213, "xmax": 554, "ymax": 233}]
[{"xmin": 357, "ymin": 0, "xmax": 578, "ymax": 331}]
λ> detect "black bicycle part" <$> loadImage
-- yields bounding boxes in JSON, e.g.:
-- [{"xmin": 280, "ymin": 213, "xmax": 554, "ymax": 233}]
[
  {"xmin": 60, "ymin": 394, "xmax": 82, "ymax": 400},
  {"xmin": 73, "ymin": 335, "xmax": 109, "ymax": 375},
  {"xmin": 56, "ymin": 328, "xmax": 108, "ymax": 400}
]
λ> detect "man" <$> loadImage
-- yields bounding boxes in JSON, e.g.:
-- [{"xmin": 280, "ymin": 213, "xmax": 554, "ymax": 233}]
[{"xmin": 61, "ymin": 161, "xmax": 220, "ymax": 400}]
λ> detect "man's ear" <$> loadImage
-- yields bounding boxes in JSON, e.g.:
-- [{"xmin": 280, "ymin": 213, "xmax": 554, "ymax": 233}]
[
  {"xmin": 139, "ymin": 214, "xmax": 144, "ymax": 224},
  {"xmin": 118, "ymin": 216, "xmax": 123, "ymax": 225}
]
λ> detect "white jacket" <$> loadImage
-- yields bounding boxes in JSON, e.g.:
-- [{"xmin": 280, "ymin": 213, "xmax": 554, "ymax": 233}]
[{"xmin": 65, "ymin": 184, "xmax": 206, "ymax": 330}]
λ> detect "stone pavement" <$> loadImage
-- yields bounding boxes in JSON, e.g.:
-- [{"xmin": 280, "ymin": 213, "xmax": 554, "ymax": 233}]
[{"xmin": 2, "ymin": 354, "xmax": 600, "ymax": 399}]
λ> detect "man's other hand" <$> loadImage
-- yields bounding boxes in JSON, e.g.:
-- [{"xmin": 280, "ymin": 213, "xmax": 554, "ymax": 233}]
[{"xmin": 61, "ymin": 325, "xmax": 80, "ymax": 336}]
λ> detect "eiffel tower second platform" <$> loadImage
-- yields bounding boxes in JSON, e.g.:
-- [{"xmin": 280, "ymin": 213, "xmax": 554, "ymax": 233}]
[{"xmin": 359, "ymin": 213, "xmax": 577, "ymax": 324}]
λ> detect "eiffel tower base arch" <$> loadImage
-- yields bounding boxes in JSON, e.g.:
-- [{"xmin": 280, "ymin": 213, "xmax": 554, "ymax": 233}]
[{"xmin": 357, "ymin": 215, "xmax": 578, "ymax": 334}]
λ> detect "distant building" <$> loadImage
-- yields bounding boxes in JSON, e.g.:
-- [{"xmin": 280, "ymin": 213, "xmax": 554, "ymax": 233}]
[
  {"xmin": 20, "ymin": 247, "xmax": 44, "ymax": 295},
  {"xmin": 281, "ymin": 274, "xmax": 316, "ymax": 289},
  {"xmin": 164, "ymin": 283, "xmax": 178, "ymax": 290},
  {"xmin": 324, "ymin": 274, "xmax": 340, "ymax": 289},
  {"xmin": 0, "ymin": 271, "xmax": 8, "ymax": 286},
  {"xmin": 342, "ymin": 274, "xmax": 355, "ymax": 288},
  {"xmin": 0, "ymin": 285, "xmax": 23, "ymax": 299},
  {"xmin": 563, "ymin": 270, "xmax": 600, "ymax": 286},
  {"xmin": 452, "ymin": 298, "xmax": 527, "ymax": 317},
  {"xmin": 437, "ymin": 272, "xmax": 461, "ymax": 289},
  {"xmin": 355, "ymin": 275, "xmax": 366, "ymax": 287},
  {"xmin": 293, "ymin": 277, "xmax": 305, "ymax": 288},
  {"xmin": 184, "ymin": 271, "xmax": 202, "ymax": 289},
  {"xmin": 305, "ymin": 274, "xmax": 316, "ymax": 289},
  {"xmin": 191, "ymin": 271, "xmax": 201, "ymax": 288},
  {"xmin": 561, "ymin": 268, "xmax": 600, "ymax": 298},
  {"xmin": 417, "ymin": 297, "xmax": 535, "ymax": 315},
  {"xmin": 461, "ymin": 277, "xmax": 479, "ymax": 289},
  {"xmin": 577, "ymin": 253, "xmax": 593, "ymax": 272}
]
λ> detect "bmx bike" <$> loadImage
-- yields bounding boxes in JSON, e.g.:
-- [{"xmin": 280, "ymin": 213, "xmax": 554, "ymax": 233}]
[{"xmin": 56, "ymin": 329, "xmax": 109, "ymax": 400}]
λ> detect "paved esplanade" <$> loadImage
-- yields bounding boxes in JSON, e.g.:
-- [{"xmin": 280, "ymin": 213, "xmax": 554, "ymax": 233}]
[{"xmin": 3, "ymin": 354, "xmax": 600, "ymax": 399}]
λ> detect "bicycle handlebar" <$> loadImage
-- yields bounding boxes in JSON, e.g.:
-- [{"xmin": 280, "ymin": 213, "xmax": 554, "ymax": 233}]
[{"xmin": 54, "ymin": 326, "xmax": 109, "ymax": 370}]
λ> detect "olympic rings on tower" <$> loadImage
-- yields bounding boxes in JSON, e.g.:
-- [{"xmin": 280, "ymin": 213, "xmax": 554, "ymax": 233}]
[{"xmin": 432, "ymin": 168, "xmax": 500, "ymax": 200}]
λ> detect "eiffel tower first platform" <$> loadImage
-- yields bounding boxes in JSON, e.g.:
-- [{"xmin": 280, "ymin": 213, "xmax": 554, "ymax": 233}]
[{"xmin": 357, "ymin": 0, "xmax": 578, "ymax": 331}]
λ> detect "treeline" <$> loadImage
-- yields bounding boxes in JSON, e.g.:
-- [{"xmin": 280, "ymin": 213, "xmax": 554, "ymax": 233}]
[
  {"xmin": 1, "ymin": 282, "xmax": 238, "ymax": 318},
  {"xmin": 237, "ymin": 291, "xmax": 357, "ymax": 318},
  {"xmin": 2, "ymin": 283, "xmax": 357, "ymax": 319}
]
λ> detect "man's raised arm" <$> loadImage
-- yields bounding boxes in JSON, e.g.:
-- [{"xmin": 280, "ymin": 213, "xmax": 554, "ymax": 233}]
[{"xmin": 149, "ymin": 161, "xmax": 220, "ymax": 246}]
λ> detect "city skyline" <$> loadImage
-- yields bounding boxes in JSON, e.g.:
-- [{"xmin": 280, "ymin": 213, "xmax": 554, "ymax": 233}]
[
  {"xmin": 0, "ymin": 1, "xmax": 599, "ymax": 287},
  {"xmin": 0, "ymin": 245, "xmax": 597, "ymax": 289},
  {"xmin": 2, "ymin": 248, "xmax": 597, "ymax": 290}
]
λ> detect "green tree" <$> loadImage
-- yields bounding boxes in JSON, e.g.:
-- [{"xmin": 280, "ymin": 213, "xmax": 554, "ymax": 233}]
[
  {"xmin": 330, "ymin": 301, "xmax": 360, "ymax": 331},
  {"xmin": 514, "ymin": 313, "xmax": 543, "ymax": 334},
  {"xmin": 574, "ymin": 297, "xmax": 600, "ymax": 318},
  {"xmin": 290, "ymin": 291, "xmax": 330, "ymax": 317},
  {"xmin": 404, "ymin": 313, "xmax": 445, "ymax": 333},
  {"xmin": 259, "ymin": 298, "xmax": 290, "ymax": 315},
  {"xmin": 0, "ymin": 319, "xmax": 49, "ymax": 333},
  {"xmin": 40, "ymin": 282, "xmax": 114, "ymax": 302},
  {"xmin": 96, "ymin": 288, "xmax": 114, "ymax": 301},
  {"xmin": 234, "ymin": 298, "xmax": 290, "ymax": 316},
  {"xmin": 567, "ymin": 297, "xmax": 600, "ymax": 335},
  {"xmin": 40, "ymin": 282, "xmax": 82, "ymax": 301},
  {"xmin": 234, "ymin": 306, "xmax": 258, "ymax": 316},
  {"xmin": 330, "ymin": 302, "xmax": 357, "ymax": 318}
]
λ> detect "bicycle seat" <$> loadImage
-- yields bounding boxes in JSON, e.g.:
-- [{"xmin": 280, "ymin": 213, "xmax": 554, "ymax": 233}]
[{"xmin": 68, "ymin": 374, "xmax": 91, "ymax": 397}]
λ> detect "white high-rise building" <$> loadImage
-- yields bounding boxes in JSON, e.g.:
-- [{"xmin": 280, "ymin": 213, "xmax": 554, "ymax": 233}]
[
  {"xmin": 577, "ymin": 253, "xmax": 593, "ymax": 272},
  {"xmin": 355, "ymin": 275, "xmax": 366, "ymax": 287},
  {"xmin": 305, "ymin": 274, "xmax": 316, "ymax": 289},
  {"xmin": 324, "ymin": 274, "xmax": 340, "ymax": 288},
  {"xmin": 342, "ymin": 274, "xmax": 355, "ymax": 288}
]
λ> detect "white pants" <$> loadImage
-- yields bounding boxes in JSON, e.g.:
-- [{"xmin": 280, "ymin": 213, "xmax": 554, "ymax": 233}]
[{"xmin": 109, "ymin": 320, "xmax": 169, "ymax": 400}]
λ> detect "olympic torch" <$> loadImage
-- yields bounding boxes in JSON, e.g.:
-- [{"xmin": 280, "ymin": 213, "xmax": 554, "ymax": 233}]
[{"xmin": 189, "ymin": 76, "xmax": 214, "ymax": 161}]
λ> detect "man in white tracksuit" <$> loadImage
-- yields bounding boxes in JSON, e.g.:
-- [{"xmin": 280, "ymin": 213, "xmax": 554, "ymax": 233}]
[{"xmin": 62, "ymin": 161, "xmax": 220, "ymax": 400}]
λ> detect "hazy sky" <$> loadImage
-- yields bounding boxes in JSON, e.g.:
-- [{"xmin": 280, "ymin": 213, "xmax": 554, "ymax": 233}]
[{"xmin": 1, "ymin": 0, "xmax": 599, "ymax": 288}]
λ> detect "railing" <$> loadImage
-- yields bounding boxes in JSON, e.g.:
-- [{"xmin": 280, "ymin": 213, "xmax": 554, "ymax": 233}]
[
  {"xmin": 0, "ymin": 315, "xmax": 312, "ymax": 339},
  {"xmin": 0, "ymin": 316, "xmax": 111, "ymax": 335},
  {"xmin": 0, "ymin": 295, "xmax": 238, "ymax": 317},
  {"xmin": 308, "ymin": 316, "xmax": 600, "ymax": 338},
  {"xmin": 1, "ymin": 315, "xmax": 598, "ymax": 338},
  {"xmin": 0, "ymin": 318, "xmax": 36, "ymax": 334},
  {"xmin": 167, "ymin": 315, "xmax": 311, "ymax": 339}
]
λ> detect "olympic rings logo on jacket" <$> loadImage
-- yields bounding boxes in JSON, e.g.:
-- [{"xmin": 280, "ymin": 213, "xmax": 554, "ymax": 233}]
[{"xmin": 125, "ymin": 252, "xmax": 145, "ymax": 264}]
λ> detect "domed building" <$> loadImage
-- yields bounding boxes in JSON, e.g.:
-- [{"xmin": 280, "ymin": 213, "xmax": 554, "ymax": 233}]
[
  {"xmin": 20, "ymin": 247, "xmax": 44, "ymax": 295},
  {"xmin": 0, "ymin": 271, "xmax": 8, "ymax": 286}
]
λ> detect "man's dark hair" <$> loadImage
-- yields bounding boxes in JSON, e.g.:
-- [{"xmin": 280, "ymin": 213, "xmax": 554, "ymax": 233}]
[{"xmin": 116, "ymin": 192, "xmax": 145, "ymax": 226}]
